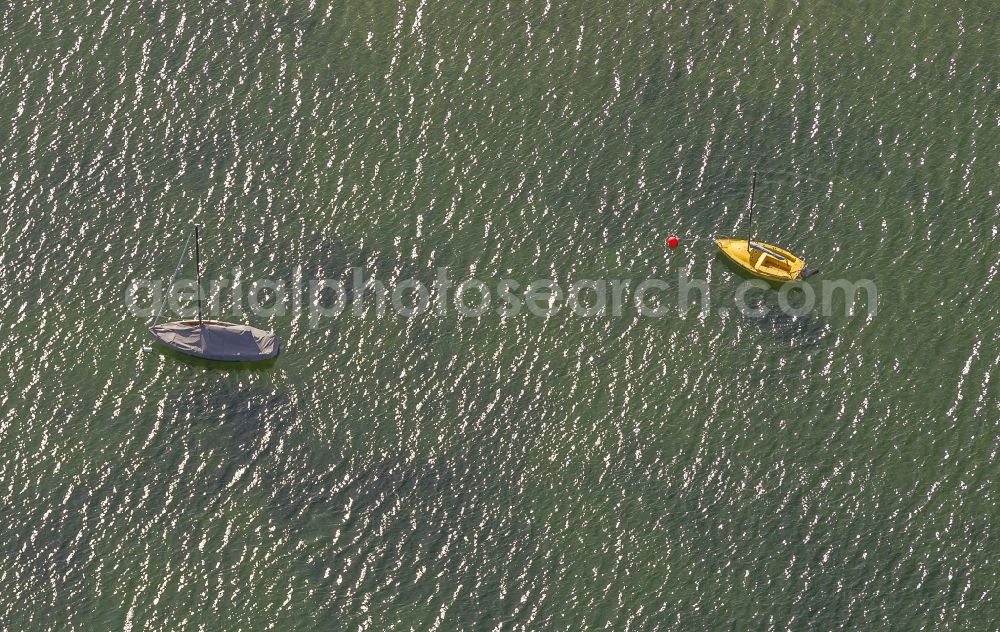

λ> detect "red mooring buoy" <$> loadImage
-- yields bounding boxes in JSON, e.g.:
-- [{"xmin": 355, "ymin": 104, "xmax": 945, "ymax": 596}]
[{"xmin": 667, "ymin": 235, "xmax": 679, "ymax": 249}]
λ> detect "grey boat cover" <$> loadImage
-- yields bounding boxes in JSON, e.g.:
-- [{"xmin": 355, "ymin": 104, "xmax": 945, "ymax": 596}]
[{"xmin": 149, "ymin": 320, "xmax": 280, "ymax": 361}]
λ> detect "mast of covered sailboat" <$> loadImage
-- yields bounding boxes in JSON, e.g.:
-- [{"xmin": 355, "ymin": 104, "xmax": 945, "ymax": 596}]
[{"xmin": 194, "ymin": 224, "xmax": 203, "ymax": 324}]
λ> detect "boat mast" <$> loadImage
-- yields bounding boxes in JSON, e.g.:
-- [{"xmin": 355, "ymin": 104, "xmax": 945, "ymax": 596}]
[
  {"xmin": 194, "ymin": 224, "xmax": 203, "ymax": 324},
  {"xmin": 747, "ymin": 170, "xmax": 756, "ymax": 249}
]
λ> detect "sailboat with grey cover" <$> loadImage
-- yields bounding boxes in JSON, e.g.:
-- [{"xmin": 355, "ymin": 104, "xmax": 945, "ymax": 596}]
[{"xmin": 149, "ymin": 225, "xmax": 280, "ymax": 362}]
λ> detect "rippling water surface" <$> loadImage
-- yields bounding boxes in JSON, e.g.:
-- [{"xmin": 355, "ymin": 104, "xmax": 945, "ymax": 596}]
[{"xmin": 1, "ymin": 1, "xmax": 997, "ymax": 629}]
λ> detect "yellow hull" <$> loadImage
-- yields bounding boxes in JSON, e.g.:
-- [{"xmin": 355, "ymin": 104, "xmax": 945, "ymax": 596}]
[{"xmin": 714, "ymin": 238, "xmax": 806, "ymax": 282}]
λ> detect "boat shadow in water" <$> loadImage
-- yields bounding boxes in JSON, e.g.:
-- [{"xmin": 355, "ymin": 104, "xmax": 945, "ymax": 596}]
[
  {"xmin": 161, "ymin": 379, "xmax": 533, "ymax": 627},
  {"xmin": 741, "ymin": 306, "xmax": 831, "ymax": 349},
  {"xmin": 716, "ymin": 255, "xmax": 831, "ymax": 349}
]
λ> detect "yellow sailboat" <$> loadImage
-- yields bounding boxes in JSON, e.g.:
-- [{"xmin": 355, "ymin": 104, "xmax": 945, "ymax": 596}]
[{"xmin": 715, "ymin": 172, "xmax": 818, "ymax": 282}]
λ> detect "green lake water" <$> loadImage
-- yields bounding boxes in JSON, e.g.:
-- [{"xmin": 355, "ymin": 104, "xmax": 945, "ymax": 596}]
[{"xmin": 1, "ymin": 0, "xmax": 997, "ymax": 629}]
